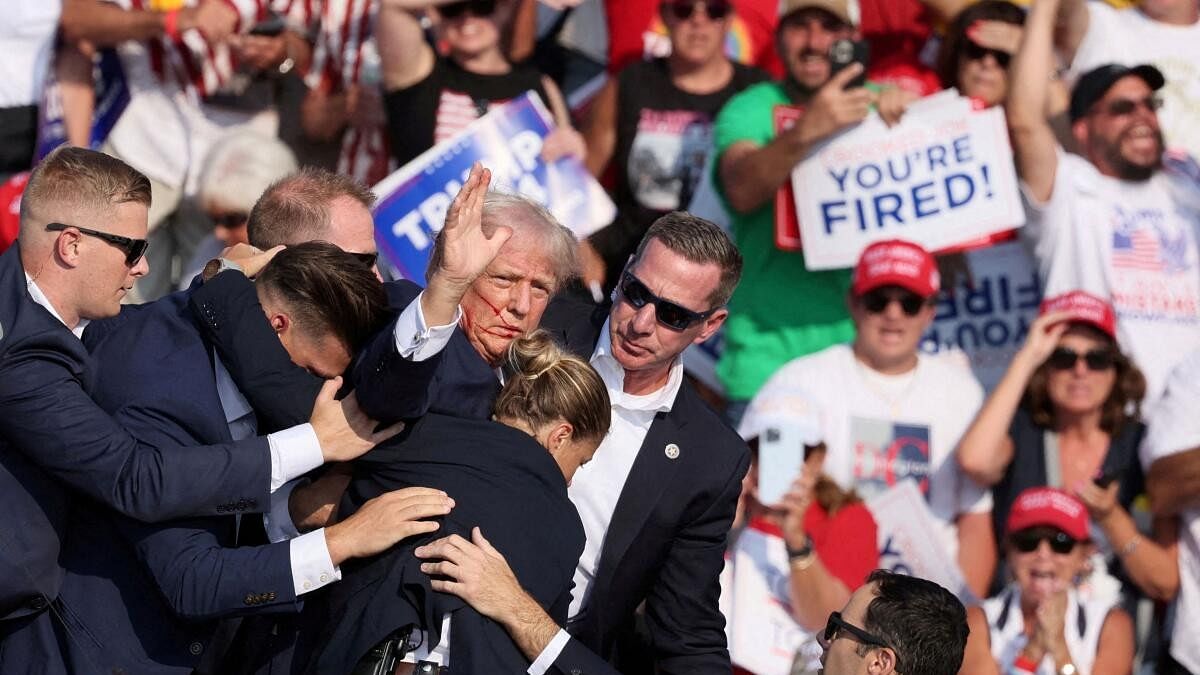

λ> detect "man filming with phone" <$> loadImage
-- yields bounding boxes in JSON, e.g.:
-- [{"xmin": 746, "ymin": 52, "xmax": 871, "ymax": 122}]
[{"xmin": 712, "ymin": 0, "xmax": 916, "ymax": 427}]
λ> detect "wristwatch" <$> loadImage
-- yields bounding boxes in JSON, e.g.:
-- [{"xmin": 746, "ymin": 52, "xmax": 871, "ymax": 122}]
[
  {"xmin": 202, "ymin": 257, "xmax": 244, "ymax": 283},
  {"xmin": 787, "ymin": 537, "xmax": 816, "ymax": 570}
]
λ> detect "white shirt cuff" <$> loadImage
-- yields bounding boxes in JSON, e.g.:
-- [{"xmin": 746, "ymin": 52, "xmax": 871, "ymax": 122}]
[
  {"xmin": 393, "ymin": 291, "xmax": 461, "ymax": 361},
  {"xmin": 264, "ymin": 478, "xmax": 307, "ymax": 543},
  {"xmin": 268, "ymin": 423, "xmax": 323, "ymax": 492},
  {"xmin": 290, "ymin": 528, "xmax": 342, "ymax": 596},
  {"xmin": 527, "ymin": 628, "xmax": 571, "ymax": 675}
]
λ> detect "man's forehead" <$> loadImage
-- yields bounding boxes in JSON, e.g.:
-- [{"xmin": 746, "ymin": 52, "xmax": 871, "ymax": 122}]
[{"xmin": 1102, "ymin": 76, "xmax": 1153, "ymax": 100}]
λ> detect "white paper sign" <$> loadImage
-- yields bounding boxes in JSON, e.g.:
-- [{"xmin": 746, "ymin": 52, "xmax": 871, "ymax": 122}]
[
  {"xmin": 793, "ymin": 104, "xmax": 1025, "ymax": 270},
  {"xmin": 866, "ymin": 480, "xmax": 974, "ymax": 602}
]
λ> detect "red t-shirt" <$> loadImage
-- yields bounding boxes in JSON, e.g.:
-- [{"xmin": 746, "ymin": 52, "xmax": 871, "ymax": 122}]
[{"xmin": 805, "ymin": 501, "xmax": 879, "ymax": 591}]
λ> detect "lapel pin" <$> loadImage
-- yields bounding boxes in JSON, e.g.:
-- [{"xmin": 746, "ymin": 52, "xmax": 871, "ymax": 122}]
[{"xmin": 665, "ymin": 443, "xmax": 680, "ymax": 460}]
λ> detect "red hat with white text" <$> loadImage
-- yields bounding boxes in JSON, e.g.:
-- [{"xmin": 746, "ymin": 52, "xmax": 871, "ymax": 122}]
[
  {"xmin": 851, "ymin": 239, "xmax": 940, "ymax": 298},
  {"xmin": 1038, "ymin": 290, "xmax": 1117, "ymax": 340},
  {"xmin": 1006, "ymin": 487, "xmax": 1090, "ymax": 540}
]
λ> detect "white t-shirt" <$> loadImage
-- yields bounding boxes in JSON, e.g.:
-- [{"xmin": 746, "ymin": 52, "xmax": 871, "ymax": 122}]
[
  {"xmin": 739, "ymin": 344, "xmax": 990, "ymax": 561},
  {"xmin": 1140, "ymin": 349, "xmax": 1200, "ymax": 673},
  {"xmin": 983, "ymin": 584, "xmax": 1114, "ymax": 675},
  {"xmin": 1021, "ymin": 149, "xmax": 1200, "ymax": 410},
  {"xmin": 0, "ymin": 0, "xmax": 60, "ymax": 107},
  {"xmin": 1069, "ymin": 2, "xmax": 1200, "ymax": 159}
]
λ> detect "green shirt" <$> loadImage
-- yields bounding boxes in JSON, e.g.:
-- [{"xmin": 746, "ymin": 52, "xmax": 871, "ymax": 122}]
[{"xmin": 712, "ymin": 81, "xmax": 855, "ymax": 401}]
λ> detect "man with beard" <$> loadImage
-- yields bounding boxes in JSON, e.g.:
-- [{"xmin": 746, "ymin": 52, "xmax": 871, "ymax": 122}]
[{"xmin": 1007, "ymin": 0, "xmax": 1200, "ymax": 410}]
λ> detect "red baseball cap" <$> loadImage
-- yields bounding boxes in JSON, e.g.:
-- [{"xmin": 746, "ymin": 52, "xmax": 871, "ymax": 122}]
[
  {"xmin": 1005, "ymin": 487, "xmax": 1090, "ymax": 540},
  {"xmin": 851, "ymin": 240, "xmax": 940, "ymax": 298},
  {"xmin": 1038, "ymin": 290, "xmax": 1117, "ymax": 340}
]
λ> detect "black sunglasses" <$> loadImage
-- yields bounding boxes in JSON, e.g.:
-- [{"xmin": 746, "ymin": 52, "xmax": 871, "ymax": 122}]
[
  {"xmin": 438, "ymin": 0, "xmax": 497, "ymax": 19},
  {"xmin": 211, "ymin": 212, "xmax": 248, "ymax": 228},
  {"xmin": 666, "ymin": 0, "xmax": 732, "ymax": 20},
  {"xmin": 1010, "ymin": 527, "xmax": 1079, "ymax": 555},
  {"xmin": 1095, "ymin": 95, "xmax": 1163, "ymax": 118},
  {"xmin": 46, "ymin": 222, "xmax": 149, "ymax": 267},
  {"xmin": 823, "ymin": 612, "xmax": 890, "ymax": 649},
  {"xmin": 349, "ymin": 251, "xmax": 379, "ymax": 268},
  {"xmin": 619, "ymin": 271, "xmax": 717, "ymax": 331},
  {"xmin": 962, "ymin": 41, "xmax": 1010, "ymax": 68},
  {"xmin": 1047, "ymin": 346, "xmax": 1116, "ymax": 372},
  {"xmin": 859, "ymin": 288, "xmax": 929, "ymax": 316}
]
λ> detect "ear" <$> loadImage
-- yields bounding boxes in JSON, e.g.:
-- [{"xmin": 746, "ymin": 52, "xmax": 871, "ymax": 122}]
[
  {"xmin": 53, "ymin": 229, "xmax": 83, "ymax": 269},
  {"xmin": 866, "ymin": 646, "xmax": 899, "ymax": 675},
  {"xmin": 693, "ymin": 307, "xmax": 728, "ymax": 344},
  {"xmin": 269, "ymin": 312, "xmax": 290, "ymax": 336},
  {"xmin": 1072, "ymin": 118, "xmax": 1090, "ymax": 149},
  {"xmin": 543, "ymin": 421, "xmax": 575, "ymax": 455}
]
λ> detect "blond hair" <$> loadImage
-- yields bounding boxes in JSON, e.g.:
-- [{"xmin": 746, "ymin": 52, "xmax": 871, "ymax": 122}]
[
  {"xmin": 494, "ymin": 330, "xmax": 610, "ymax": 441},
  {"xmin": 19, "ymin": 147, "xmax": 151, "ymax": 238}
]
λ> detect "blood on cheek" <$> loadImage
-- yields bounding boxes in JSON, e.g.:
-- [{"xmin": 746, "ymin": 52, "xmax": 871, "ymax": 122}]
[{"xmin": 468, "ymin": 291, "xmax": 521, "ymax": 335}]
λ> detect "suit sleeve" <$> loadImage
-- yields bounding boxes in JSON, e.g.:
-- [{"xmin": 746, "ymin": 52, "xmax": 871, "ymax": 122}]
[
  {"xmin": 188, "ymin": 271, "xmax": 323, "ymax": 431},
  {"xmin": 545, "ymin": 635, "xmax": 624, "ymax": 675},
  {"xmin": 0, "ymin": 341, "xmax": 271, "ymax": 522},
  {"xmin": 643, "ymin": 445, "xmax": 750, "ymax": 675}
]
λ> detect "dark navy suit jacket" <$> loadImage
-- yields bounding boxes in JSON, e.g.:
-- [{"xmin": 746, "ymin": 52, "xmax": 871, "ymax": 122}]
[
  {"xmin": 189, "ymin": 273, "xmax": 750, "ymax": 675},
  {"xmin": 24, "ymin": 288, "xmax": 303, "ymax": 674},
  {"xmin": 0, "ymin": 244, "xmax": 271, "ymax": 666}
]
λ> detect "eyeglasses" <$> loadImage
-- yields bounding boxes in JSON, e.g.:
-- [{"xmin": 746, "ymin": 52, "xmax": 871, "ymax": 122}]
[
  {"xmin": 210, "ymin": 212, "xmax": 248, "ymax": 229},
  {"xmin": 962, "ymin": 41, "xmax": 1010, "ymax": 68},
  {"xmin": 438, "ymin": 0, "xmax": 497, "ymax": 19},
  {"xmin": 619, "ymin": 271, "xmax": 717, "ymax": 331},
  {"xmin": 349, "ymin": 251, "xmax": 379, "ymax": 268},
  {"xmin": 858, "ymin": 288, "xmax": 930, "ymax": 316},
  {"xmin": 665, "ymin": 0, "xmax": 732, "ymax": 20},
  {"xmin": 1010, "ymin": 527, "xmax": 1079, "ymax": 555},
  {"xmin": 46, "ymin": 222, "xmax": 149, "ymax": 267},
  {"xmin": 1047, "ymin": 346, "xmax": 1116, "ymax": 371},
  {"xmin": 1094, "ymin": 95, "xmax": 1163, "ymax": 118},
  {"xmin": 823, "ymin": 612, "xmax": 890, "ymax": 649}
]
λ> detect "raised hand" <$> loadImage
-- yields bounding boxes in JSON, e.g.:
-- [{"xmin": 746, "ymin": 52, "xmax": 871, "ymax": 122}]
[
  {"xmin": 1016, "ymin": 310, "xmax": 1072, "ymax": 367},
  {"xmin": 967, "ymin": 19, "xmax": 1023, "ymax": 56},
  {"xmin": 779, "ymin": 452, "xmax": 823, "ymax": 551},
  {"xmin": 324, "ymin": 487, "xmax": 454, "ymax": 565},
  {"xmin": 794, "ymin": 63, "xmax": 873, "ymax": 147},
  {"xmin": 209, "ymin": 243, "xmax": 285, "ymax": 280},
  {"xmin": 310, "ymin": 378, "xmax": 406, "ymax": 462}
]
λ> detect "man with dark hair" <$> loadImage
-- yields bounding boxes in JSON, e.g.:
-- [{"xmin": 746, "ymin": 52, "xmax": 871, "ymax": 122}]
[
  {"xmin": 819, "ymin": 569, "xmax": 968, "ymax": 675},
  {"xmin": 1007, "ymin": 0, "xmax": 1200, "ymax": 410},
  {"xmin": 19, "ymin": 242, "xmax": 447, "ymax": 674},
  {"xmin": 0, "ymin": 147, "xmax": 389, "ymax": 669}
]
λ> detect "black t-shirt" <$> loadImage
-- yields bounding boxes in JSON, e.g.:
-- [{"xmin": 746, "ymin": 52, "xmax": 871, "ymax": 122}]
[
  {"xmin": 591, "ymin": 58, "xmax": 768, "ymax": 283},
  {"xmin": 383, "ymin": 57, "xmax": 551, "ymax": 167}
]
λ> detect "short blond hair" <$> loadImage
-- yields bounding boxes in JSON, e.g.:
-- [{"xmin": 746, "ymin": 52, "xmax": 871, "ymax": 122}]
[{"xmin": 19, "ymin": 147, "xmax": 151, "ymax": 239}]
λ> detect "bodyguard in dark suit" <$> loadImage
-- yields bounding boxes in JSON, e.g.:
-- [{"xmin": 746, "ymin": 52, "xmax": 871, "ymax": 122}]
[
  {"xmin": 0, "ymin": 150, "xmax": 393, "ymax": 672},
  {"xmin": 18, "ymin": 244, "xmax": 431, "ymax": 674}
]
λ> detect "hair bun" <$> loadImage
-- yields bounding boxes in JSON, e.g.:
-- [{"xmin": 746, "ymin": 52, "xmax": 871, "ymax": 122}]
[{"xmin": 507, "ymin": 330, "xmax": 566, "ymax": 380}]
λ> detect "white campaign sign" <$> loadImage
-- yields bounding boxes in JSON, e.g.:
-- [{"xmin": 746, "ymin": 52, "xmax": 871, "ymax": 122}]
[
  {"xmin": 866, "ymin": 480, "xmax": 974, "ymax": 602},
  {"xmin": 793, "ymin": 103, "xmax": 1025, "ymax": 270}
]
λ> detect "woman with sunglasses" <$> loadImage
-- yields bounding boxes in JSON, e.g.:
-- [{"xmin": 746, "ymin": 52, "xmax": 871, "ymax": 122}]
[
  {"xmin": 959, "ymin": 487, "xmax": 1134, "ymax": 675},
  {"xmin": 935, "ymin": 1, "xmax": 1027, "ymax": 109},
  {"xmin": 957, "ymin": 291, "xmax": 1180, "ymax": 605},
  {"xmin": 376, "ymin": 0, "xmax": 585, "ymax": 170}
]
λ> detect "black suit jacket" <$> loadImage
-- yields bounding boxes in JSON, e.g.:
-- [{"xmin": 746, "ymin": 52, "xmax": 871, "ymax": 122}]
[
  {"xmin": 0, "ymin": 244, "xmax": 270, "ymax": 631},
  {"xmin": 189, "ymin": 276, "xmax": 749, "ymax": 675},
  {"xmin": 305, "ymin": 413, "xmax": 584, "ymax": 674}
]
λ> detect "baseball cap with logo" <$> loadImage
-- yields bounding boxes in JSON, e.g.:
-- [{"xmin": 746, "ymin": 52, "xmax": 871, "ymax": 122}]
[
  {"xmin": 1005, "ymin": 487, "xmax": 1090, "ymax": 540},
  {"xmin": 779, "ymin": 0, "xmax": 855, "ymax": 26},
  {"xmin": 1038, "ymin": 290, "xmax": 1117, "ymax": 340},
  {"xmin": 851, "ymin": 239, "xmax": 940, "ymax": 298}
]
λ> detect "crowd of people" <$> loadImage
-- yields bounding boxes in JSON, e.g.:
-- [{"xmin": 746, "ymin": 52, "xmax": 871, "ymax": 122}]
[{"xmin": 2, "ymin": 0, "xmax": 1200, "ymax": 674}]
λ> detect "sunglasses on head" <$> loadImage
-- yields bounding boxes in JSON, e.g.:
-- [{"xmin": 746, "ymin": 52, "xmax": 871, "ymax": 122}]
[
  {"xmin": 1047, "ymin": 346, "xmax": 1116, "ymax": 371},
  {"xmin": 1094, "ymin": 95, "xmax": 1163, "ymax": 118},
  {"xmin": 859, "ymin": 288, "xmax": 930, "ymax": 316},
  {"xmin": 438, "ymin": 0, "xmax": 497, "ymax": 19},
  {"xmin": 665, "ymin": 0, "xmax": 732, "ymax": 20},
  {"xmin": 619, "ymin": 271, "xmax": 717, "ymax": 331},
  {"xmin": 210, "ymin": 212, "xmax": 248, "ymax": 228},
  {"xmin": 46, "ymin": 222, "xmax": 149, "ymax": 267},
  {"xmin": 1010, "ymin": 527, "xmax": 1079, "ymax": 555},
  {"xmin": 823, "ymin": 611, "xmax": 889, "ymax": 649},
  {"xmin": 962, "ymin": 41, "xmax": 1010, "ymax": 68}
]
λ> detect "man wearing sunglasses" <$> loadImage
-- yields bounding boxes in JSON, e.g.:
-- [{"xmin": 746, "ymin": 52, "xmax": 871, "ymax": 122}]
[
  {"xmin": 741, "ymin": 239, "xmax": 996, "ymax": 599},
  {"xmin": 0, "ymin": 148, "xmax": 400, "ymax": 669},
  {"xmin": 820, "ymin": 569, "xmax": 968, "ymax": 675},
  {"xmin": 1008, "ymin": 0, "xmax": 1200, "ymax": 413}
]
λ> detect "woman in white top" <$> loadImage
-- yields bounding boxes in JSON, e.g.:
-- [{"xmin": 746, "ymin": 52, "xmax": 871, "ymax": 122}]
[{"xmin": 959, "ymin": 487, "xmax": 1134, "ymax": 675}]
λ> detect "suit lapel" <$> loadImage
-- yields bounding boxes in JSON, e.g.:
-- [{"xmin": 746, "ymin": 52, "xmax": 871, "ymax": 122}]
[{"xmin": 593, "ymin": 405, "xmax": 686, "ymax": 595}]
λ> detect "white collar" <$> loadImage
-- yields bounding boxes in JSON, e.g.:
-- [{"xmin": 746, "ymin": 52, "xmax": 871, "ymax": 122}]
[
  {"xmin": 590, "ymin": 318, "xmax": 683, "ymax": 414},
  {"xmin": 24, "ymin": 272, "xmax": 89, "ymax": 339}
]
